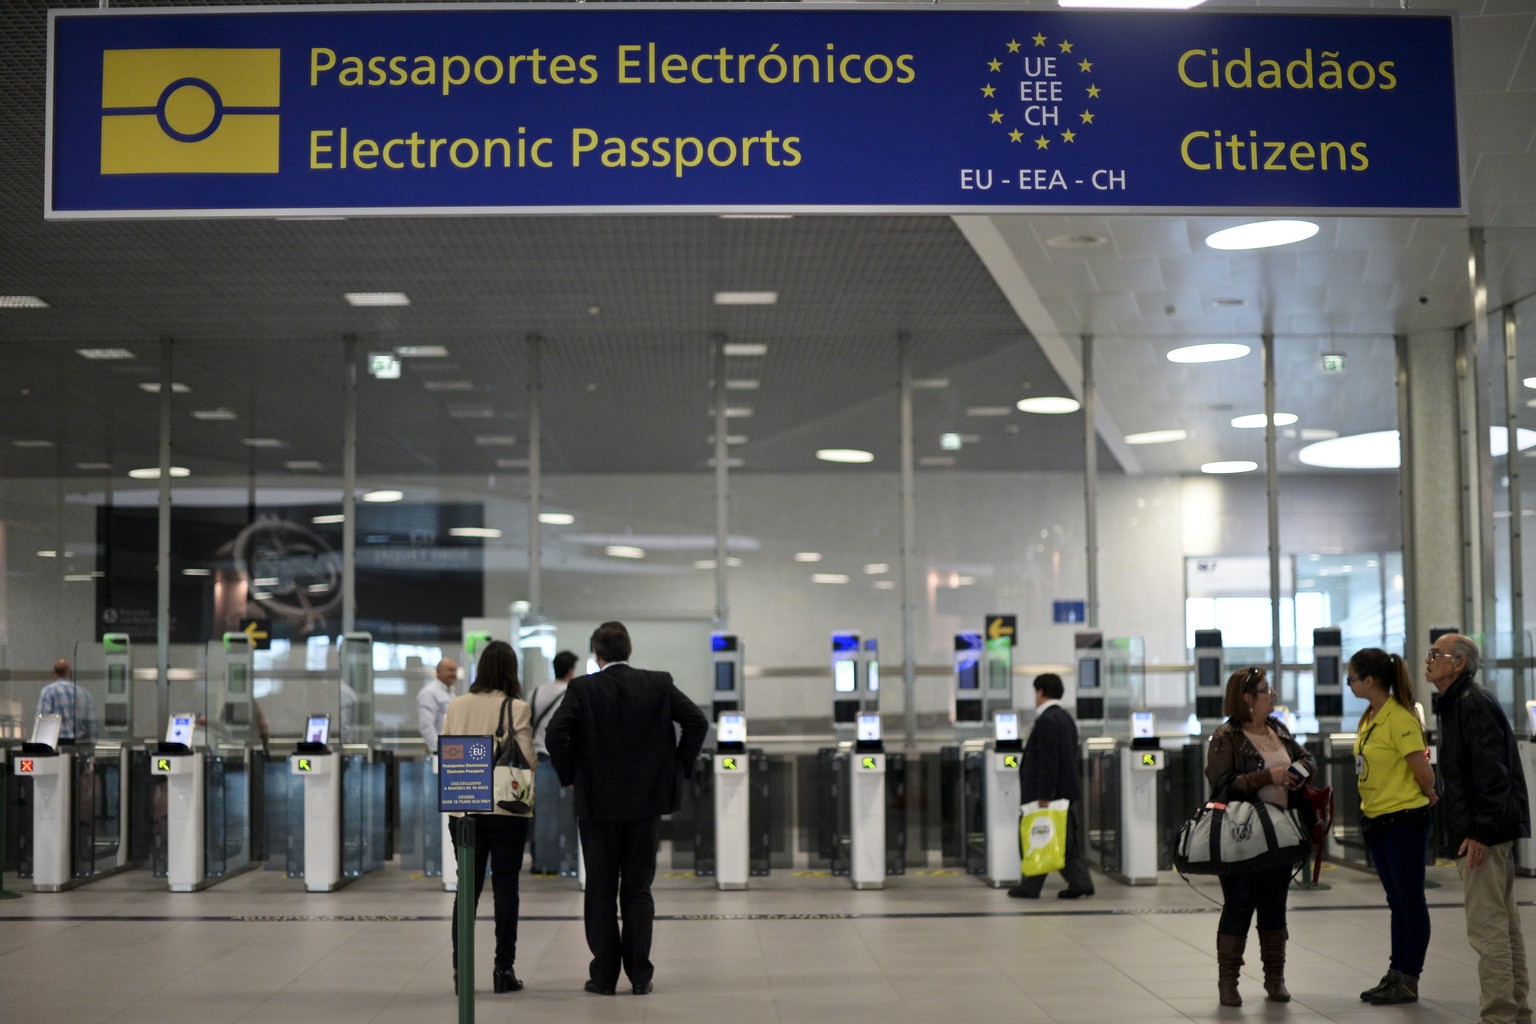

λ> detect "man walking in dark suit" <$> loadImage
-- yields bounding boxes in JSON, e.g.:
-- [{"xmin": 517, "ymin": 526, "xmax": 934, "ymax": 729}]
[
  {"xmin": 546, "ymin": 621, "xmax": 709, "ymax": 996},
  {"xmin": 1008, "ymin": 673, "xmax": 1094, "ymax": 899}
]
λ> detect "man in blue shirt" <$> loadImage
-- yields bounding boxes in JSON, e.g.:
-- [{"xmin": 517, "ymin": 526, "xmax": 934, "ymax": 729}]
[{"xmin": 36, "ymin": 658, "xmax": 98, "ymax": 742}]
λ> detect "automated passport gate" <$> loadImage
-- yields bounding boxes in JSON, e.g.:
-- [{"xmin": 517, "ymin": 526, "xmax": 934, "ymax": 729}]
[
  {"xmin": 13, "ymin": 714, "xmax": 72, "ymax": 891},
  {"xmin": 150, "ymin": 711, "xmax": 213, "ymax": 891},
  {"xmin": 712, "ymin": 712, "xmax": 750, "ymax": 890},
  {"xmin": 1109, "ymin": 714, "xmax": 1163, "ymax": 886},
  {"xmin": 847, "ymin": 712, "xmax": 886, "ymax": 890},
  {"xmin": 289, "ymin": 713, "xmax": 345, "ymax": 891},
  {"xmin": 981, "ymin": 712, "xmax": 1024, "ymax": 887}
]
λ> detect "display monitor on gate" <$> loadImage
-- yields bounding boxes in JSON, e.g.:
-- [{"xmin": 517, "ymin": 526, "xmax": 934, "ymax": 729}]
[
  {"xmin": 165, "ymin": 713, "xmax": 195, "ymax": 747},
  {"xmin": 856, "ymin": 712, "xmax": 881, "ymax": 743},
  {"xmin": 993, "ymin": 711, "xmax": 1019, "ymax": 743},
  {"xmin": 305, "ymin": 714, "xmax": 331, "ymax": 746},
  {"xmin": 1526, "ymin": 701, "xmax": 1536, "ymax": 738},
  {"xmin": 717, "ymin": 712, "xmax": 747, "ymax": 747},
  {"xmin": 1131, "ymin": 711, "xmax": 1155, "ymax": 739},
  {"xmin": 31, "ymin": 713, "xmax": 62, "ymax": 750}
]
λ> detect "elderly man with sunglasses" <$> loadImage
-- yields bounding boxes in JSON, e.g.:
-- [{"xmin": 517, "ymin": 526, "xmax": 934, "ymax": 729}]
[{"xmin": 1428, "ymin": 633, "xmax": 1531, "ymax": 1024}]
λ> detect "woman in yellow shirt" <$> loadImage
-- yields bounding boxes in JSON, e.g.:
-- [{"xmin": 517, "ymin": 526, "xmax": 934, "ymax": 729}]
[{"xmin": 1347, "ymin": 647, "xmax": 1438, "ymax": 1007}]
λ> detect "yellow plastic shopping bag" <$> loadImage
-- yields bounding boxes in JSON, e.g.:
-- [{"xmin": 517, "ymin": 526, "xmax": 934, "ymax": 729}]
[{"xmin": 1019, "ymin": 798, "xmax": 1070, "ymax": 876}]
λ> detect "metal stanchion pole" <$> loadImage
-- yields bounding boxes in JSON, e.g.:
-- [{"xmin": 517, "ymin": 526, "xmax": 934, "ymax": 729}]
[
  {"xmin": 1, "ymin": 766, "xmax": 21, "ymax": 899},
  {"xmin": 456, "ymin": 816, "xmax": 476, "ymax": 1023}
]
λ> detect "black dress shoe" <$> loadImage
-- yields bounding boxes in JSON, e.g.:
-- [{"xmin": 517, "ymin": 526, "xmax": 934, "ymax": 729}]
[
  {"xmin": 1057, "ymin": 888, "xmax": 1095, "ymax": 899},
  {"xmin": 584, "ymin": 980, "xmax": 616, "ymax": 995},
  {"xmin": 632, "ymin": 981, "xmax": 653, "ymax": 995},
  {"xmin": 493, "ymin": 966, "xmax": 523, "ymax": 993},
  {"xmin": 1006, "ymin": 884, "xmax": 1040, "ymax": 899}
]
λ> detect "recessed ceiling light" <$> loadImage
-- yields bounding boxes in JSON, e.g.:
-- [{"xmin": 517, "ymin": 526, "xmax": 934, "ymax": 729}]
[
  {"xmin": 344, "ymin": 291, "xmax": 410, "ymax": 306},
  {"xmin": 1230, "ymin": 413, "xmax": 1299, "ymax": 429},
  {"xmin": 793, "ymin": 551, "xmax": 823, "ymax": 563},
  {"xmin": 724, "ymin": 407, "xmax": 753, "ymax": 418},
  {"xmin": 241, "ymin": 437, "xmax": 287, "ymax": 448},
  {"xmin": 966, "ymin": 406, "xmax": 1013, "ymax": 417},
  {"xmin": 36, "ymin": 550, "xmax": 57, "ymax": 558},
  {"xmin": 1016, "ymin": 397, "xmax": 1081, "ymax": 414},
  {"xmin": 1525, "ymin": 377, "xmax": 1536, "ymax": 390},
  {"xmin": 538, "ymin": 512, "xmax": 575, "ymax": 526},
  {"xmin": 181, "ymin": 568, "xmax": 211, "ymax": 576},
  {"xmin": 706, "ymin": 435, "xmax": 748, "ymax": 445},
  {"xmin": 954, "ymin": 575, "xmax": 977, "ymax": 586},
  {"xmin": 1300, "ymin": 428, "xmax": 1338, "ymax": 441},
  {"xmin": 396, "ymin": 345, "xmax": 448, "ymax": 357},
  {"xmin": 725, "ymin": 379, "xmax": 760, "ymax": 390},
  {"xmin": 423, "ymin": 380, "xmax": 474, "ymax": 392},
  {"xmin": 362, "ymin": 489, "xmax": 404, "ymax": 502},
  {"xmin": 449, "ymin": 527, "xmax": 502, "ymax": 539},
  {"xmin": 1044, "ymin": 233, "xmax": 1107, "ymax": 248},
  {"xmin": 723, "ymin": 343, "xmax": 768, "ymax": 357},
  {"xmin": 920, "ymin": 456, "xmax": 956, "ymax": 467},
  {"xmin": 1201, "ymin": 461, "xmax": 1259, "ymax": 475},
  {"xmin": 816, "ymin": 448, "xmax": 874, "ymax": 464},
  {"xmin": 251, "ymin": 577, "xmax": 280, "ymax": 587},
  {"xmin": 694, "ymin": 557, "xmax": 745, "ymax": 568},
  {"xmin": 12, "ymin": 439, "xmax": 54, "ymax": 448},
  {"xmin": 192, "ymin": 408, "xmax": 238, "ymax": 421},
  {"xmin": 474, "ymin": 435, "xmax": 518, "ymax": 446},
  {"xmin": 812, "ymin": 573, "xmax": 850, "ymax": 584},
  {"xmin": 873, "ymin": 580, "xmax": 898, "ymax": 590},
  {"xmin": 496, "ymin": 458, "xmax": 530, "ymax": 469},
  {"xmin": 75, "ymin": 347, "xmax": 135, "ymax": 360},
  {"xmin": 1297, "ymin": 427, "xmax": 1535, "ymax": 470},
  {"xmin": 285, "ymin": 461, "xmax": 324, "ymax": 471},
  {"xmin": 606, "ymin": 544, "xmax": 645, "ymax": 559},
  {"xmin": 1167, "ymin": 343, "xmax": 1251, "ymax": 364},
  {"xmin": 448, "ymin": 407, "xmax": 496, "ymax": 419},
  {"xmin": 312, "ymin": 514, "xmax": 346, "ymax": 524},
  {"xmin": 63, "ymin": 574, "xmax": 95, "ymax": 583},
  {"xmin": 75, "ymin": 462, "xmax": 112, "ymax": 471},
  {"xmin": 127, "ymin": 466, "xmax": 191, "ymax": 479},
  {"xmin": 706, "ymin": 457, "xmax": 746, "ymax": 469},
  {"xmin": 1125, "ymin": 429, "xmax": 1189, "ymax": 445},
  {"xmin": 912, "ymin": 378, "xmax": 950, "ymax": 389},
  {"xmin": 138, "ymin": 382, "xmax": 191, "ymax": 393},
  {"xmin": 864, "ymin": 563, "xmax": 890, "ymax": 574},
  {"xmin": 1205, "ymin": 220, "xmax": 1319, "ymax": 251},
  {"xmin": 1211, "ymin": 298, "xmax": 1248, "ymax": 309},
  {"xmin": 0, "ymin": 295, "xmax": 48, "ymax": 308},
  {"xmin": 714, "ymin": 291, "xmax": 778, "ymax": 306}
]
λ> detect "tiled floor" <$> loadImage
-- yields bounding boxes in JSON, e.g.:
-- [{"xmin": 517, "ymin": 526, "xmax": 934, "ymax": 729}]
[{"xmin": 0, "ymin": 859, "xmax": 1519, "ymax": 1024}]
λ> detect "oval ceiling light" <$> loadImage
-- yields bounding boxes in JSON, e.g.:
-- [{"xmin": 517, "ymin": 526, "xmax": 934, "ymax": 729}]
[
  {"xmin": 538, "ymin": 512, "xmax": 575, "ymax": 526},
  {"xmin": 1016, "ymin": 396, "xmax": 1081, "ymax": 414},
  {"xmin": 1205, "ymin": 219, "xmax": 1319, "ymax": 251},
  {"xmin": 127, "ymin": 466, "xmax": 190, "ymax": 479},
  {"xmin": 816, "ymin": 448, "xmax": 874, "ymax": 464},
  {"xmin": 793, "ymin": 551, "xmax": 823, "ymax": 563},
  {"xmin": 1167, "ymin": 343, "xmax": 1251, "ymax": 364},
  {"xmin": 1201, "ymin": 460, "xmax": 1259, "ymax": 474},
  {"xmin": 1124, "ymin": 428, "xmax": 1188, "ymax": 445},
  {"xmin": 605, "ymin": 545, "xmax": 646, "ymax": 559},
  {"xmin": 1491, "ymin": 426, "xmax": 1536, "ymax": 458},
  {"xmin": 1230, "ymin": 413, "xmax": 1299, "ymax": 429},
  {"xmin": 362, "ymin": 489, "xmax": 404, "ymax": 502}
]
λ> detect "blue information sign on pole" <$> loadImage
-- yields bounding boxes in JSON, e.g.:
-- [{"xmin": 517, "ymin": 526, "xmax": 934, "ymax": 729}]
[
  {"xmin": 437, "ymin": 734, "xmax": 494, "ymax": 813},
  {"xmin": 46, "ymin": 4, "xmax": 1460, "ymax": 218}
]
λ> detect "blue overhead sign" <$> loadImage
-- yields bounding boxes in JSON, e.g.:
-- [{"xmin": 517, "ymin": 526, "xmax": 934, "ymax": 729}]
[{"xmin": 46, "ymin": 4, "xmax": 1461, "ymax": 218}]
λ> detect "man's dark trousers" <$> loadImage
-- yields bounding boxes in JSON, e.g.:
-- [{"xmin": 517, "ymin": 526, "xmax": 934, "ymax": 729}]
[{"xmin": 580, "ymin": 817, "xmax": 660, "ymax": 989}]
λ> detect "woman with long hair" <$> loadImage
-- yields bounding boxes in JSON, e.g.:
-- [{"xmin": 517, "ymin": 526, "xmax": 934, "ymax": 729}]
[
  {"xmin": 1348, "ymin": 647, "xmax": 1437, "ymax": 1006},
  {"xmin": 442, "ymin": 639, "xmax": 536, "ymax": 994},
  {"xmin": 1205, "ymin": 666, "xmax": 1316, "ymax": 1007}
]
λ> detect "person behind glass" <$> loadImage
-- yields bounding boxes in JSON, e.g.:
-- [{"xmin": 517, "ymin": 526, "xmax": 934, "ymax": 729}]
[
  {"xmin": 1205, "ymin": 666, "xmax": 1316, "ymax": 1007},
  {"xmin": 546, "ymin": 621, "xmax": 709, "ymax": 997},
  {"xmin": 1006, "ymin": 672, "xmax": 1093, "ymax": 899},
  {"xmin": 441, "ymin": 639, "xmax": 535, "ymax": 995},
  {"xmin": 1348, "ymin": 647, "xmax": 1437, "ymax": 1006},
  {"xmin": 416, "ymin": 657, "xmax": 456, "ymax": 756},
  {"xmin": 36, "ymin": 658, "xmax": 97, "ymax": 743},
  {"xmin": 529, "ymin": 649, "xmax": 579, "ymax": 875},
  {"xmin": 1427, "ymin": 633, "xmax": 1532, "ymax": 1024}
]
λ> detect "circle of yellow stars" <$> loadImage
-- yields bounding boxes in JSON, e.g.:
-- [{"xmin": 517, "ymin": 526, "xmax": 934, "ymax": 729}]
[{"xmin": 981, "ymin": 33, "xmax": 1101, "ymax": 148}]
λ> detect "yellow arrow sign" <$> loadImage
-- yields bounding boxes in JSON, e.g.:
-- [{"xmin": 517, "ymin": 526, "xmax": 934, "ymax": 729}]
[
  {"xmin": 987, "ymin": 617, "xmax": 1015, "ymax": 641},
  {"xmin": 722, "ymin": 757, "xmax": 738, "ymax": 771},
  {"xmin": 861, "ymin": 756, "xmax": 876, "ymax": 770},
  {"xmin": 298, "ymin": 758, "xmax": 313, "ymax": 772},
  {"xmin": 243, "ymin": 620, "xmax": 269, "ymax": 645},
  {"xmin": 156, "ymin": 758, "xmax": 171, "ymax": 772},
  {"xmin": 1141, "ymin": 753, "xmax": 1158, "ymax": 767},
  {"xmin": 1004, "ymin": 754, "xmax": 1019, "ymax": 769}
]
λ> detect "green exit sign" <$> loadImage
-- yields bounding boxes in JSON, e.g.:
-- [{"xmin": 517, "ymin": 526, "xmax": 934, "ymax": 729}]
[{"xmin": 1321, "ymin": 353, "xmax": 1346, "ymax": 374}]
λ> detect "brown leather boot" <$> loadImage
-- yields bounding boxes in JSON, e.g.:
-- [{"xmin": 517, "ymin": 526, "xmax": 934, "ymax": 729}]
[
  {"xmin": 1217, "ymin": 932, "xmax": 1245, "ymax": 1007},
  {"xmin": 1258, "ymin": 928, "xmax": 1290, "ymax": 1002}
]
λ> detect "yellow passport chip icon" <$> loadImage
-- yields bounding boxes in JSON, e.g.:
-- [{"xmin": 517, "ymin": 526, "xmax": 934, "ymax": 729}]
[{"xmin": 100, "ymin": 48, "xmax": 280, "ymax": 174}]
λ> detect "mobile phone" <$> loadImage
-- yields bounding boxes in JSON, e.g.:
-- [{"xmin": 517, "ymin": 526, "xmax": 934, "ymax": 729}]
[{"xmin": 1287, "ymin": 763, "xmax": 1310, "ymax": 781}]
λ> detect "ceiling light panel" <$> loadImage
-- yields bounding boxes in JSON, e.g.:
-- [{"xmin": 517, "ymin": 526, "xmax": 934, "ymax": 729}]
[
  {"xmin": 395, "ymin": 345, "xmax": 449, "ymax": 357},
  {"xmin": 344, "ymin": 291, "xmax": 411, "ymax": 306},
  {"xmin": 1167, "ymin": 343, "xmax": 1251, "ymax": 364},
  {"xmin": 75, "ymin": 348, "xmax": 135, "ymax": 360},
  {"xmin": 722, "ymin": 343, "xmax": 768, "ymax": 357},
  {"xmin": 714, "ymin": 291, "xmax": 778, "ymax": 305}
]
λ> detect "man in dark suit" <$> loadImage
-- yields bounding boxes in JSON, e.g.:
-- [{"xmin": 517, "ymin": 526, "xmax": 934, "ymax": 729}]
[
  {"xmin": 1007, "ymin": 672, "xmax": 1094, "ymax": 899},
  {"xmin": 546, "ymin": 621, "xmax": 709, "ymax": 996}
]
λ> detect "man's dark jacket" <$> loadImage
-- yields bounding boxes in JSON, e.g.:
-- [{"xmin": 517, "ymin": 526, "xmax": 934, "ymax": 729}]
[
  {"xmin": 1019, "ymin": 703, "xmax": 1081, "ymax": 802},
  {"xmin": 546, "ymin": 663, "xmax": 709, "ymax": 823},
  {"xmin": 1437, "ymin": 672, "xmax": 1531, "ymax": 856}
]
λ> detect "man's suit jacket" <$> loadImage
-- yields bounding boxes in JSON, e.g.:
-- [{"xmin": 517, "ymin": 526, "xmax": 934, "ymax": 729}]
[
  {"xmin": 1019, "ymin": 703, "xmax": 1081, "ymax": 803},
  {"xmin": 546, "ymin": 663, "xmax": 709, "ymax": 823}
]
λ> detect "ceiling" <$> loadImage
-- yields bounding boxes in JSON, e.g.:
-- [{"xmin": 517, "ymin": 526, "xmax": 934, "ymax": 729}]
[{"xmin": 0, "ymin": 0, "xmax": 1533, "ymax": 483}]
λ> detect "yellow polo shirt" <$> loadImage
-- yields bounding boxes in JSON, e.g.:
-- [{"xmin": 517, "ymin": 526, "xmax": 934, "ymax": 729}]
[{"xmin": 1354, "ymin": 697, "xmax": 1429, "ymax": 818}]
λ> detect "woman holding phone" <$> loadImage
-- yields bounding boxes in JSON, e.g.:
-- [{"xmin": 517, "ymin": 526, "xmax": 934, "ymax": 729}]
[
  {"xmin": 1347, "ymin": 648, "xmax": 1437, "ymax": 1006},
  {"xmin": 1205, "ymin": 667, "xmax": 1316, "ymax": 1007}
]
